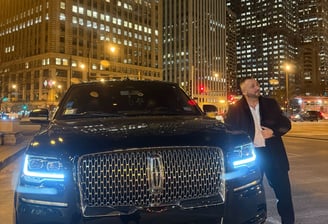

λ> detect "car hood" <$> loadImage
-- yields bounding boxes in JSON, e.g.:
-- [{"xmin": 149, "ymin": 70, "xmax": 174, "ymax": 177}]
[{"xmin": 27, "ymin": 116, "xmax": 249, "ymax": 157}]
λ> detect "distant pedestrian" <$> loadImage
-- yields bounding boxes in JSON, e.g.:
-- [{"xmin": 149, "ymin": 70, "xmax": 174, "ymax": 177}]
[{"xmin": 225, "ymin": 77, "xmax": 295, "ymax": 224}]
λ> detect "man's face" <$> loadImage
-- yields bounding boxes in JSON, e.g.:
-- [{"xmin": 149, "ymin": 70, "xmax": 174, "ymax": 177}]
[{"xmin": 243, "ymin": 79, "xmax": 261, "ymax": 98}]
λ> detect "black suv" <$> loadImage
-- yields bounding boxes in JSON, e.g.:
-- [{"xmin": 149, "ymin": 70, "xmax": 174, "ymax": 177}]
[
  {"xmin": 14, "ymin": 80, "xmax": 266, "ymax": 224},
  {"xmin": 303, "ymin": 110, "xmax": 323, "ymax": 121}
]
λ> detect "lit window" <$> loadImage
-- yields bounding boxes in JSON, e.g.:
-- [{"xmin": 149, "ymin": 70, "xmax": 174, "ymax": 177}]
[
  {"xmin": 93, "ymin": 11, "xmax": 97, "ymax": 19},
  {"xmin": 72, "ymin": 5, "xmax": 78, "ymax": 13},
  {"xmin": 105, "ymin": 15, "xmax": 110, "ymax": 22},
  {"xmin": 79, "ymin": 18, "xmax": 84, "ymax": 26},
  {"xmin": 93, "ymin": 22, "xmax": 97, "ymax": 29},
  {"xmin": 87, "ymin": 10, "xmax": 92, "ymax": 17},
  {"xmin": 78, "ymin": 7, "xmax": 84, "ymax": 15},
  {"xmin": 63, "ymin": 59, "xmax": 68, "ymax": 66},
  {"xmin": 56, "ymin": 58, "xmax": 61, "ymax": 65},
  {"xmin": 59, "ymin": 13, "xmax": 66, "ymax": 21},
  {"xmin": 60, "ymin": 2, "xmax": 65, "ymax": 9}
]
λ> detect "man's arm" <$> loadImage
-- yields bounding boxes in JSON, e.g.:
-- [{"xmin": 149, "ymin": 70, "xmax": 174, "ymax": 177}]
[{"xmin": 271, "ymin": 100, "xmax": 291, "ymax": 136}]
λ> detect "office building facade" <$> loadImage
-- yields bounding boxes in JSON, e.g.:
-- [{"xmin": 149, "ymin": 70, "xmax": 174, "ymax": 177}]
[
  {"xmin": 226, "ymin": 6, "xmax": 238, "ymax": 98},
  {"xmin": 163, "ymin": 0, "xmax": 227, "ymax": 112},
  {"xmin": 0, "ymin": 0, "xmax": 162, "ymax": 111},
  {"xmin": 228, "ymin": 0, "xmax": 299, "ymax": 106},
  {"xmin": 298, "ymin": 0, "xmax": 328, "ymax": 96}
]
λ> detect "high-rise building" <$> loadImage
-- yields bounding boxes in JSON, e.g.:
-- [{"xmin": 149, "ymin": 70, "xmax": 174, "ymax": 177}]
[
  {"xmin": 226, "ymin": 6, "xmax": 238, "ymax": 97},
  {"xmin": 163, "ymin": 0, "xmax": 227, "ymax": 112},
  {"xmin": 298, "ymin": 0, "xmax": 328, "ymax": 96},
  {"xmin": 228, "ymin": 0, "xmax": 299, "ymax": 106},
  {"xmin": 0, "ymin": 0, "xmax": 162, "ymax": 111}
]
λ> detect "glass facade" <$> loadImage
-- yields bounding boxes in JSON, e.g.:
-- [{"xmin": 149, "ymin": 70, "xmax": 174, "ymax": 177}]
[
  {"xmin": 228, "ymin": 0, "xmax": 299, "ymax": 106},
  {"xmin": 163, "ymin": 0, "xmax": 227, "ymax": 112},
  {"xmin": 299, "ymin": 0, "xmax": 328, "ymax": 96}
]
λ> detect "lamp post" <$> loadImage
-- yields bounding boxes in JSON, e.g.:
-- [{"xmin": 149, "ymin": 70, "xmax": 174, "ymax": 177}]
[
  {"xmin": 69, "ymin": 56, "xmax": 72, "ymax": 88},
  {"xmin": 100, "ymin": 44, "xmax": 117, "ymax": 80},
  {"xmin": 284, "ymin": 64, "xmax": 291, "ymax": 114},
  {"xmin": 11, "ymin": 84, "xmax": 17, "ymax": 102}
]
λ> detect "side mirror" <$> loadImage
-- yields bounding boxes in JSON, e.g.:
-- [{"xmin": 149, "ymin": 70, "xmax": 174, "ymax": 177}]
[
  {"xmin": 202, "ymin": 104, "xmax": 224, "ymax": 122},
  {"xmin": 29, "ymin": 108, "xmax": 49, "ymax": 124},
  {"xmin": 203, "ymin": 104, "xmax": 218, "ymax": 113}
]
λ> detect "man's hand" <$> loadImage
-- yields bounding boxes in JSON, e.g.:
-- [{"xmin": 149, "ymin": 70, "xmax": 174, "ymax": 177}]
[{"xmin": 261, "ymin": 126, "xmax": 274, "ymax": 139}]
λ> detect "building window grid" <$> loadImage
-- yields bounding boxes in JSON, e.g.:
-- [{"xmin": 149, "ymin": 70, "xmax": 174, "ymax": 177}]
[{"xmin": 0, "ymin": 0, "xmax": 162, "ymax": 107}]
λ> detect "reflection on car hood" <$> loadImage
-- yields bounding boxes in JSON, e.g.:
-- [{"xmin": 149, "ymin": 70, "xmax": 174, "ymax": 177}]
[{"xmin": 29, "ymin": 116, "xmax": 248, "ymax": 157}]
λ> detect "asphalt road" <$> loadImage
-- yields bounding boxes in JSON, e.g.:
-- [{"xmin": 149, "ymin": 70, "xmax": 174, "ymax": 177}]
[{"xmin": 265, "ymin": 122, "xmax": 328, "ymax": 224}]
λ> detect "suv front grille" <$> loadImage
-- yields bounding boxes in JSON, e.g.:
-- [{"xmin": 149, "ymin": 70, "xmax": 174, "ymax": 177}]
[{"xmin": 77, "ymin": 146, "xmax": 225, "ymax": 217}]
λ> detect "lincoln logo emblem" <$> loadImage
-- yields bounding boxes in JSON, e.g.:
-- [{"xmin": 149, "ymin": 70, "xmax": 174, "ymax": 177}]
[{"xmin": 147, "ymin": 154, "xmax": 164, "ymax": 193}]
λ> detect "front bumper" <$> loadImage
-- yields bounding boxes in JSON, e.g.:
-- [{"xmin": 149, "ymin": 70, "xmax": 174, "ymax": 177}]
[
  {"xmin": 14, "ymin": 179, "xmax": 266, "ymax": 224},
  {"xmin": 14, "ymin": 202, "xmax": 224, "ymax": 224},
  {"xmin": 15, "ymin": 146, "xmax": 266, "ymax": 224}
]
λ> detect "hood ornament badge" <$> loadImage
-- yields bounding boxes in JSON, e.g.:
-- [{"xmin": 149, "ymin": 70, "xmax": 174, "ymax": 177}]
[{"xmin": 147, "ymin": 154, "xmax": 164, "ymax": 194}]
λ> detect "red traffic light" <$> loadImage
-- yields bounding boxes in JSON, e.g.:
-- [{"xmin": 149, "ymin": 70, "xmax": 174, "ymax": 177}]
[{"xmin": 228, "ymin": 95, "xmax": 234, "ymax": 101}]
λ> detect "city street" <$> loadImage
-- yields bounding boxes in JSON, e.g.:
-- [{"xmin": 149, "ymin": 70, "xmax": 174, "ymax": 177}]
[
  {"xmin": 2, "ymin": 1, "xmax": 327, "ymax": 223},
  {"xmin": 0, "ymin": 121, "xmax": 327, "ymax": 224},
  {"xmin": 266, "ymin": 123, "xmax": 328, "ymax": 224}
]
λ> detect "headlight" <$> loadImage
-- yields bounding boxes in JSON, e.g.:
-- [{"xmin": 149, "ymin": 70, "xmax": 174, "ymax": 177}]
[
  {"xmin": 230, "ymin": 143, "xmax": 256, "ymax": 168},
  {"xmin": 23, "ymin": 154, "xmax": 65, "ymax": 183}
]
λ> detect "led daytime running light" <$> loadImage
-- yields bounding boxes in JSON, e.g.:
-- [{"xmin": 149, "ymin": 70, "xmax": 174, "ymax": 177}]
[
  {"xmin": 232, "ymin": 144, "xmax": 256, "ymax": 167},
  {"xmin": 23, "ymin": 155, "xmax": 65, "ymax": 180}
]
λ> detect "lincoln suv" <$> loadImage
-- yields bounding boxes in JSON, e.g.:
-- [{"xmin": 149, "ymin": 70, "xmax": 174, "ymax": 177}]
[{"xmin": 14, "ymin": 80, "xmax": 266, "ymax": 224}]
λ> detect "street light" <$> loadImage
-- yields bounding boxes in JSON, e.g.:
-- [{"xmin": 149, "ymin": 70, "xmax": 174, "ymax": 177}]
[
  {"xmin": 11, "ymin": 84, "xmax": 17, "ymax": 102},
  {"xmin": 110, "ymin": 46, "xmax": 116, "ymax": 54},
  {"xmin": 284, "ymin": 63, "xmax": 291, "ymax": 114},
  {"xmin": 100, "ymin": 44, "xmax": 118, "ymax": 78}
]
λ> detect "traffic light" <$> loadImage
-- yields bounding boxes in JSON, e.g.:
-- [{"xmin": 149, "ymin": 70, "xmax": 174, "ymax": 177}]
[
  {"xmin": 227, "ymin": 95, "xmax": 236, "ymax": 104},
  {"xmin": 199, "ymin": 85, "xmax": 205, "ymax": 93},
  {"xmin": 22, "ymin": 104, "xmax": 27, "ymax": 110},
  {"xmin": 228, "ymin": 95, "xmax": 234, "ymax": 102}
]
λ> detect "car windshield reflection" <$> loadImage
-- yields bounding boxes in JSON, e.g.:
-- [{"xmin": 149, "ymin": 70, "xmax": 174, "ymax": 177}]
[{"xmin": 56, "ymin": 81, "xmax": 201, "ymax": 120}]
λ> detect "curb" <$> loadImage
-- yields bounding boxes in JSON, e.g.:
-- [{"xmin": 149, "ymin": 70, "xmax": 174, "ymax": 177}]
[
  {"xmin": 0, "ymin": 146, "xmax": 26, "ymax": 170},
  {"xmin": 284, "ymin": 135, "xmax": 328, "ymax": 141}
]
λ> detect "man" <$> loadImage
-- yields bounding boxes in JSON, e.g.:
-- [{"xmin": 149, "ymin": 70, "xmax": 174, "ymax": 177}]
[{"xmin": 225, "ymin": 77, "xmax": 295, "ymax": 224}]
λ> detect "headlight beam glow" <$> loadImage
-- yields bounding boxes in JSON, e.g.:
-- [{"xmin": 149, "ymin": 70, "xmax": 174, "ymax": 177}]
[{"xmin": 23, "ymin": 155, "xmax": 65, "ymax": 180}]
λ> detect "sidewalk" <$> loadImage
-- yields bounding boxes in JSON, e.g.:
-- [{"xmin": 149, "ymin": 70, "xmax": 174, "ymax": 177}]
[
  {"xmin": 0, "ymin": 135, "xmax": 33, "ymax": 170},
  {"xmin": 0, "ymin": 120, "xmax": 40, "ymax": 170}
]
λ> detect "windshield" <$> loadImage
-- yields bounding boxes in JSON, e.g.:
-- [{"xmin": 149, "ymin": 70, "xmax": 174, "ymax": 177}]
[{"xmin": 54, "ymin": 81, "xmax": 202, "ymax": 120}]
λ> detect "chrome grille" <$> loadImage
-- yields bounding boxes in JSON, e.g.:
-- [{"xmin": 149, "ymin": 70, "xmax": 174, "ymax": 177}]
[{"xmin": 77, "ymin": 146, "xmax": 224, "ymax": 216}]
